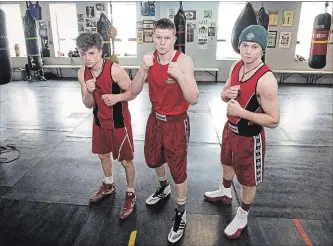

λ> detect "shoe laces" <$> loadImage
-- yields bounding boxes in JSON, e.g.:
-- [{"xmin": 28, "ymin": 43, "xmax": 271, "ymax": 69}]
[
  {"xmin": 172, "ymin": 209, "xmax": 184, "ymax": 232},
  {"xmin": 123, "ymin": 192, "xmax": 134, "ymax": 208},
  {"xmin": 152, "ymin": 186, "xmax": 165, "ymax": 197}
]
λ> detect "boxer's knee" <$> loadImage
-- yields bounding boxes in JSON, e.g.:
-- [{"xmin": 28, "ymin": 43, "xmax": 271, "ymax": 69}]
[
  {"xmin": 121, "ymin": 160, "xmax": 134, "ymax": 168},
  {"xmin": 98, "ymin": 153, "xmax": 111, "ymax": 162}
]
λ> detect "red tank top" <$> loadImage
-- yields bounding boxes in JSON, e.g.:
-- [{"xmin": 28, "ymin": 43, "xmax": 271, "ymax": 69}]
[
  {"xmin": 148, "ymin": 50, "xmax": 190, "ymax": 115},
  {"xmin": 84, "ymin": 59, "xmax": 131, "ymax": 129},
  {"xmin": 227, "ymin": 60, "xmax": 271, "ymax": 136}
]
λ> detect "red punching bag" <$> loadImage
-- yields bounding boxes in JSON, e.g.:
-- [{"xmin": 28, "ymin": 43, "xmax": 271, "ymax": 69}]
[
  {"xmin": 174, "ymin": 1, "xmax": 186, "ymax": 53},
  {"xmin": 231, "ymin": 2, "xmax": 258, "ymax": 54},
  {"xmin": 308, "ymin": 2, "xmax": 331, "ymax": 69}
]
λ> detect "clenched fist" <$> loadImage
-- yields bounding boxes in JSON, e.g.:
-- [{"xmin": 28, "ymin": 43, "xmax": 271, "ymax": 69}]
[
  {"xmin": 142, "ymin": 52, "xmax": 154, "ymax": 71},
  {"xmin": 227, "ymin": 98, "xmax": 244, "ymax": 117},
  {"xmin": 102, "ymin": 94, "xmax": 120, "ymax": 106},
  {"xmin": 168, "ymin": 62, "xmax": 183, "ymax": 80},
  {"xmin": 227, "ymin": 85, "xmax": 240, "ymax": 100},
  {"xmin": 86, "ymin": 78, "xmax": 96, "ymax": 94}
]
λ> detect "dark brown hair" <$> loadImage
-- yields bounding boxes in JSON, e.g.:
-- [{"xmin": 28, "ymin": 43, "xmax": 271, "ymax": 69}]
[{"xmin": 76, "ymin": 32, "xmax": 103, "ymax": 52}]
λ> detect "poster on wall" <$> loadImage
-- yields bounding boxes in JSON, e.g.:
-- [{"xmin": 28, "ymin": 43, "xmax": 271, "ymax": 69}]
[
  {"xmin": 78, "ymin": 22, "xmax": 84, "ymax": 32},
  {"xmin": 184, "ymin": 10, "xmax": 196, "ymax": 20},
  {"xmin": 86, "ymin": 19, "xmax": 97, "ymax": 28},
  {"xmin": 77, "ymin": 14, "xmax": 84, "ymax": 22},
  {"xmin": 204, "ymin": 10, "xmax": 212, "ymax": 18},
  {"xmin": 137, "ymin": 29, "xmax": 143, "ymax": 44},
  {"xmin": 268, "ymin": 11, "xmax": 278, "ymax": 26},
  {"xmin": 141, "ymin": 1, "xmax": 155, "ymax": 16},
  {"xmin": 168, "ymin": 8, "xmax": 177, "ymax": 21},
  {"xmin": 96, "ymin": 3, "xmax": 105, "ymax": 13},
  {"xmin": 267, "ymin": 31, "xmax": 277, "ymax": 48},
  {"xmin": 279, "ymin": 32, "xmax": 292, "ymax": 48},
  {"xmin": 198, "ymin": 21, "xmax": 208, "ymax": 49},
  {"xmin": 143, "ymin": 29, "xmax": 153, "ymax": 43},
  {"xmin": 143, "ymin": 20, "xmax": 155, "ymax": 29},
  {"xmin": 282, "ymin": 11, "xmax": 294, "ymax": 27},
  {"xmin": 208, "ymin": 27, "xmax": 215, "ymax": 36},
  {"xmin": 86, "ymin": 6, "xmax": 95, "ymax": 18},
  {"xmin": 187, "ymin": 22, "xmax": 196, "ymax": 42}
]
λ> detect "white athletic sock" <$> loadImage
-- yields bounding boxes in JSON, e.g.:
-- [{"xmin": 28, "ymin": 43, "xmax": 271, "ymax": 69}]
[
  {"xmin": 103, "ymin": 176, "xmax": 114, "ymax": 184},
  {"xmin": 126, "ymin": 187, "xmax": 135, "ymax": 193}
]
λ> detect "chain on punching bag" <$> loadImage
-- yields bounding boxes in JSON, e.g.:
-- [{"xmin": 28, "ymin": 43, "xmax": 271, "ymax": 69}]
[
  {"xmin": 308, "ymin": 2, "xmax": 331, "ymax": 69},
  {"xmin": 174, "ymin": 1, "xmax": 186, "ymax": 53},
  {"xmin": 97, "ymin": 13, "xmax": 112, "ymax": 59},
  {"xmin": 0, "ymin": 8, "xmax": 12, "ymax": 85},
  {"xmin": 23, "ymin": 9, "xmax": 43, "ymax": 70},
  {"xmin": 231, "ymin": 2, "xmax": 257, "ymax": 54},
  {"xmin": 257, "ymin": 5, "xmax": 269, "ymax": 62}
]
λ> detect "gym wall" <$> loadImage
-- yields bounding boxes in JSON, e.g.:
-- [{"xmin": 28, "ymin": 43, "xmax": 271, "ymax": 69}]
[{"xmin": 6, "ymin": 1, "xmax": 333, "ymax": 83}]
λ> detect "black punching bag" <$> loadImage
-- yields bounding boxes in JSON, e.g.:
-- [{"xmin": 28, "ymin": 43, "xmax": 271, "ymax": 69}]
[
  {"xmin": 257, "ymin": 6, "xmax": 269, "ymax": 62},
  {"xmin": 258, "ymin": 7, "xmax": 269, "ymax": 31},
  {"xmin": 308, "ymin": 8, "xmax": 331, "ymax": 69},
  {"xmin": 0, "ymin": 8, "xmax": 12, "ymax": 85},
  {"xmin": 231, "ymin": 2, "xmax": 257, "ymax": 54},
  {"xmin": 97, "ymin": 13, "xmax": 112, "ymax": 58},
  {"xmin": 23, "ymin": 9, "xmax": 43, "ymax": 70},
  {"xmin": 174, "ymin": 1, "xmax": 186, "ymax": 53}
]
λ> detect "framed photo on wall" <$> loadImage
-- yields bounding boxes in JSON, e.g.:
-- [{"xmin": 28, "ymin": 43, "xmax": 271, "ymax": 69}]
[
  {"xmin": 143, "ymin": 29, "xmax": 153, "ymax": 43},
  {"xmin": 267, "ymin": 31, "xmax": 277, "ymax": 48},
  {"xmin": 279, "ymin": 31, "xmax": 292, "ymax": 48}
]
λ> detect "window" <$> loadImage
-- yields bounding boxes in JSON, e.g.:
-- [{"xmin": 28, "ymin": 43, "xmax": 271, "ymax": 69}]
[
  {"xmin": 49, "ymin": 3, "xmax": 78, "ymax": 57},
  {"xmin": 295, "ymin": 2, "xmax": 332, "ymax": 60},
  {"xmin": 0, "ymin": 4, "xmax": 27, "ymax": 57},
  {"xmin": 110, "ymin": 2, "xmax": 137, "ymax": 56},
  {"xmin": 217, "ymin": 2, "xmax": 245, "ymax": 59}
]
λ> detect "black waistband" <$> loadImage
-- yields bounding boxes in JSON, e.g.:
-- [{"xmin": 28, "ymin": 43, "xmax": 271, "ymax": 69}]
[{"xmin": 228, "ymin": 121, "xmax": 262, "ymax": 136}]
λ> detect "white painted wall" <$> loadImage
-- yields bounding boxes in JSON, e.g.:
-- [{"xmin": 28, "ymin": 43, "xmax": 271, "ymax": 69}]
[{"xmin": 2, "ymin": 1, "xmax": 332, "ymax": 83}]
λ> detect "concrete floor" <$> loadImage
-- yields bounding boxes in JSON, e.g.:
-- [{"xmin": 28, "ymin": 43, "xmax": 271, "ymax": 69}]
[{"xmin": 0, "ymin": 80, "xmax": 332, "ymax": 246}]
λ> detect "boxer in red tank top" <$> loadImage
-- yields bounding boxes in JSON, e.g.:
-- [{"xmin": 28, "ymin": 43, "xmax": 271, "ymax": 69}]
[
  {"xmin": 76, "ymin": 32, "xmax": 137, "ymax": 220},
  {"xmin": 131, "ymin": 18, "xmax": 199, "ymax": 243},
  {"xmin": 204, "ymin": 25, "xmax": 280, "ymax": 239}
]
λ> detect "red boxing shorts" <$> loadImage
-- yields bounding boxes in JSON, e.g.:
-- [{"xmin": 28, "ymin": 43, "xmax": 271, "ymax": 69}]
[
  {"xmin": 221, "ymin": 122, "xmax": 266, "ymax": 186},
  {"xmin": 92, "ymin": 122, "xmax": 134, "ymax": 162},
  {"xmin": 144, "ymin": 110, "xmax": 190, "ymax": 184}
]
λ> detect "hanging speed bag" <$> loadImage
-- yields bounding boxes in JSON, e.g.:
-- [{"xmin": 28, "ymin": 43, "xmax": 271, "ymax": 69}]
[
  {"xmin": 23, "ymin": 9, "xmax": 42, "ymax": 70},
  {"xmin": 174, "ymin": 1, "xmax": 186, "ymax": 53},
  {"xmin": 97, "ymin": 13, "xmax": 112, "ymax": 58},
  {"xmin": 308, "ymin": 12, "xmax": 331, "ymax": 69},
  {"xmin": 0, "ymin": 9, "xmax": 12, "ymax": 85},
  {"xmin": 231, "ymin": 2, "xmax": 257, "ymax": 54}
]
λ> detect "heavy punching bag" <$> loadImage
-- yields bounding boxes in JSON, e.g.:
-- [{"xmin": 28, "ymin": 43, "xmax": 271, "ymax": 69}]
[
  {"xmin": 257, "ymin": 6, "xmax": 269, "ymax": 62},
  {"xmin": 174, "ymin": 1, "xmax": 186, "ymax": 53},
  {"xmin": 23, "ymin": 9, "xmax": 43, "ymax": 70},
  {"xmin": 231, "ymin": 2, "xmax": 257, "ymax": 54},
  {"xmin": 257, "ymin": 6, "xmax": 269, "ymax": 30},
  {"xmin": 97, "ymin": 13, "xmax": 112, "ymax": 58},
  {"xmin": 0, "ymin": 8, "xmax": 12, "ymax": 85},
  {"xmin": 308, "ymin": 3, "xmax": 332, "ymax": 69}
]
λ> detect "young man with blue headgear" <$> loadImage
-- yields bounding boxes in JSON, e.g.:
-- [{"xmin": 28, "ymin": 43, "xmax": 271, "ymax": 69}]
[{"xmin": 204, "ymin": 25, "xmax": 280, "ymax": 239}]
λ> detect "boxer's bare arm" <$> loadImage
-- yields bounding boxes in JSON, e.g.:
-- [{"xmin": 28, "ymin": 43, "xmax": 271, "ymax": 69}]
[
  {"xmin": 239, "ymin": 71, "xmax": 280, "ymax": 128},
  {"xmin": 221, "ymin": 61, "xmax": 238, "ymax": 103},
  {"xmin": 111, "ymin": 63, "xmax": 136, "ymax": 102},
  {"xmin": 131, "ymin": 51, "xmax": 153, "ymax": 96},
  {"xmin": 174, "ymin": 54, "xmax": 199, "ymax": 105},
  {"xmin": 78, "ymin": 67, "xmax": 95, "ymax": 109}
]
